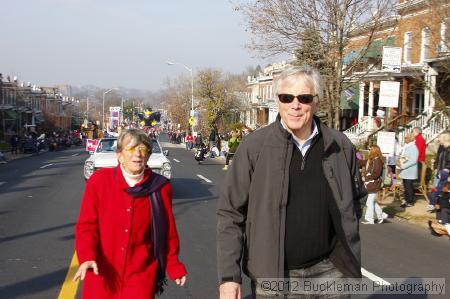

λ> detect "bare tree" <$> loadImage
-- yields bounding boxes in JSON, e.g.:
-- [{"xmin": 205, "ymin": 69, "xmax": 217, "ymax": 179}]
[
  {"xmin": 162, "ymin": 75, "xmax": 191, "ymax": 131},
  {"xmin": 235, "ymin": 0, "xmax": 395, "ymax": 128}
]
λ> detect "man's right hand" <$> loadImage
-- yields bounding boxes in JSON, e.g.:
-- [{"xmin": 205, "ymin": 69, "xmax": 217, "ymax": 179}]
[{"xmin": 219, "ymin": 282, "xmax": 241, "ymax": 299}]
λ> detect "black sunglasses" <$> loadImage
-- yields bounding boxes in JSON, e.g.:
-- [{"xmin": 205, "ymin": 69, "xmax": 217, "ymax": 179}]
[{"xmin": 278, "ymin": 94, "xmax": 317, "ymax": 104}]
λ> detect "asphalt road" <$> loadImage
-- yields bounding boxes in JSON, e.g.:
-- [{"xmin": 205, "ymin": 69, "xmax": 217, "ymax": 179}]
[{"xmin": 1, "ymin": 136, "xmax": 450, "ymax": 298}]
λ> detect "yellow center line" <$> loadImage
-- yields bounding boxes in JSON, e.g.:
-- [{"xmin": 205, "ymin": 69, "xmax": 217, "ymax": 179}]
[{"xmin": 57, "ymin": 252, "xmax": 80, "ymax": 299}]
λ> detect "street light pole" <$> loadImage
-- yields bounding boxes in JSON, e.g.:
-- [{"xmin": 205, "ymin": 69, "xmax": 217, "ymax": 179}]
[
  {"xmin": 86, "ymin": 97, "xmax": 89, "ymax": 121},
  {"xmin": 102, "ymin": 88, "xmax": 118, "ymax": 129},
  {"xmin": 167, "ymin": 60, "xmax": 194, "ymax": 132}
]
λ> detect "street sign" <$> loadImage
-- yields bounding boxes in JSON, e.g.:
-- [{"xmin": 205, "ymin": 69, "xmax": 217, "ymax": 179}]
[
  {"xmin": 109, "ymin": 106, "xmax": 121, "ymax": 112},
  {"xmin": 189, "ymin": 116, "xmax": 194, "ymax": 126},
  {"xmin": 382, "ymin": 46, "xmax": 402, "ymax": 73},
  {"xmin": 86, "ymin": 139, "xmax": 99, "ymax": 152},
  {"xmin": 376, "ymin": 131, "xmax": 396, "ymax": 156},
  {"xmin": 379, "ymin": 81, "xmax": 400, "ymax": 108}
]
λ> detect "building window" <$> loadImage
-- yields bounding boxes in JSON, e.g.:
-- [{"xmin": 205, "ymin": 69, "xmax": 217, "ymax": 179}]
[
  {"xmin": 420, "ymin": 27, "xmax": 431, "ymax": 62},
  {"xmin": 413, "ymin": 90, "xmax": 424, "ymax": 114},
  {"xmin": 404, "ymin": 32, "xmax": 412, "ymax": 64}
]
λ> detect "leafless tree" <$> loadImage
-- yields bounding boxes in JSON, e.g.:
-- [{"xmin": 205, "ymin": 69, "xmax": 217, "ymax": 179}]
[
  {"xmin": 235, "ymin": 0, "xmax": 395, "ymax": 128},
  {"xmin": 162, "ymin": 75, "xmax": 192, "ymax": 132}
]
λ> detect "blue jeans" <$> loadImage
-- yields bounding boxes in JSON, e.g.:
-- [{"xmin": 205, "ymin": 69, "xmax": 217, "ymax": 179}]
[
  {"xmin": 252, "ymin": 259, "xmax": 350, "ymax": 298},
  {"xmin": 364, "ymin": 193, "xmax": 383, "ymax": 223}
]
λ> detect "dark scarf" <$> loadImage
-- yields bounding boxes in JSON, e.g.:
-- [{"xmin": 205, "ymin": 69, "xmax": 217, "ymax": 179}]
[{"xmin": 124, "ymin": 172, "xmax": 168, "ymax": 296}]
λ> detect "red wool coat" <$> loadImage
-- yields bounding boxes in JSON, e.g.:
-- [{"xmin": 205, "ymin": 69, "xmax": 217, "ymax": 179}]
[
  {"xmin": 75, "ymin": 166, "xmax": 186, "ymax": 299},
  {"xmin": 415, "ymin": 134, "xmax": 426, "ymax": 162}
]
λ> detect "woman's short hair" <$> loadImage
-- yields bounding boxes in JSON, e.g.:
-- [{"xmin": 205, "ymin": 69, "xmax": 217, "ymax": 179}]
[
  {"xmin": 274, "ymin": 65, "xmax": 324, "ymax": 103},
  {"xmin": 404, "ymin": 133, "xmax": 415, "ymax": 143},
  {"xmin": 117, "ymin": 129, "xmax": 152, "ymax": 155}
]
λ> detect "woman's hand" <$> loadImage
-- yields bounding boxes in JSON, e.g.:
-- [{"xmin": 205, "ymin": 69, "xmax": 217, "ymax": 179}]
[
  {"xmin": 73, "ymin": 260, "xmax": 99, "ymax": 281},
  {"xmin": 175, "ymin": 275, "xmax": 186, "ymax": 286}
]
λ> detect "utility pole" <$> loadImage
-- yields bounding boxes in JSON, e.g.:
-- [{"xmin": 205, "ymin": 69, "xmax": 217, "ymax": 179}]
[
  {"xmin": 121, "ymin": 97, "xmax": 124, "ymax": 124},
  {"xmin": 86, "ymin": 97, "xmax": 89, "ymax": 121}
]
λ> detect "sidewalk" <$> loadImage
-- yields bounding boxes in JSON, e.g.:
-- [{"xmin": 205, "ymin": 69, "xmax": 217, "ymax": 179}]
[
  {"xmin": 377, "ymin": 192, "xmax": 435, "ymax": 229},
  {"xmin": 1, "ymin": 150, "xmax": 41, "ymax": 163}
]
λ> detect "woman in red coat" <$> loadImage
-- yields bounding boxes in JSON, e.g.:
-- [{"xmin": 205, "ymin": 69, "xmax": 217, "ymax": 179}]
[{"xmin": 74, "ymin": 129, "xmax": 187, "ymax": 298}]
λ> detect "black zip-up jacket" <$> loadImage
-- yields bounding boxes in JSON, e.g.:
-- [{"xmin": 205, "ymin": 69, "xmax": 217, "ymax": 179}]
[{"xmin": 217, "ymin": 115, "xmax": 366, "ymax": 283}]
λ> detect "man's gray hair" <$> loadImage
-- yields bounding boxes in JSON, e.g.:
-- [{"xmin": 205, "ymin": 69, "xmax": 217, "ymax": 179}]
[
  {"xmin": 117, "ymin": 128, "xmax": 152, "ymax": 155},
  {"xmin": 413, "ymin": 127, "xmax": 422, "ymax": 133},
  {"xmin": 274, "ymin": 65, "xmax": 324, "ymax": 103}
]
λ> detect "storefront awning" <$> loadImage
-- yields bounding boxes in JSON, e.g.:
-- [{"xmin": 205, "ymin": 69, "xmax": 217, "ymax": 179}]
[
  {"xmin": 3, "ymin": 110, "xmax": 18, "ymax": 120},
  {"xmin": 343, "ymin": 37, "xmax": 396, "ymax": 64},
  {"xmin": 364, "ymin": 37, "xmax": 396, "ymax": 58},
  {"xmin": 71, "ymin": 117, "xmax": 82, "ymax": 127},
  {"xmin": 34, "ymin": 113, "xmax": 45, "ymax": 123},
  {"xmin": 340, "ymin": 83, "xmax": 360, "ymax": 110}
]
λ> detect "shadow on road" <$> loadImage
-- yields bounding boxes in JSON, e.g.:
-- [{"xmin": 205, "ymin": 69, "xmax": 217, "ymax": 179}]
[
  {"xmin": 0, "ymin": 222, "xmax": 75, "ymax": 244},
  {"xmin": 0, "ymin": 268, "xmax": 66, "ymax": 299},
  {"xmin": 171, "ymin": 178, "xmax": 215, "ymax": 200}
]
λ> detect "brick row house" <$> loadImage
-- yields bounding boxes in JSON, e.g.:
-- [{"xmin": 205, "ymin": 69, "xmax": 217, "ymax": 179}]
[
  {"xmin": 343, "ymin": 0, "xmax": 450, "ymax": 144},
  {"xmin": 243, "ymin": 0, "xmax": 450, "ymax": 143},
  {"xmin": 243, "ymin": 61, "xmax": 290, "ymax": 130},
  {"xmin": 0, "ymin": 75, "xmax": 80, "ymax": 143}
]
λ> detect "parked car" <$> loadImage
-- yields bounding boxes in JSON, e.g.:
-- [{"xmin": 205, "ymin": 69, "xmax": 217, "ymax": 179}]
[{"xmin": 84, "ymin": 138, "xmax": 171, "ymax": 180}]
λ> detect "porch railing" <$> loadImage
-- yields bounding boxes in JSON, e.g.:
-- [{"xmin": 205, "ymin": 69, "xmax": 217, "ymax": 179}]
[
  {"xmin": 343, "ymin": 117, "xmax": 370, "ymax": 137},
  {"xmin": 422, "ymin": 108, "xmax": 450, "ymax": 144},
  {"xmin": 396, "ymin": 108, "xmax": 450, "ymax": 145}
]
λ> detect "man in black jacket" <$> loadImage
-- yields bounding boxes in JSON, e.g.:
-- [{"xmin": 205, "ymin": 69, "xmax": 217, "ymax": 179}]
[{"xmin": 217, "ymin": 65, "xmax": 365, "ymax": 298}]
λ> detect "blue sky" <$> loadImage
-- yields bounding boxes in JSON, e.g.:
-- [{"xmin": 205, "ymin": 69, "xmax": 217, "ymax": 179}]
[{"xmin": 0, "ymin": 0, "xmax": 273, "ymax": 90}]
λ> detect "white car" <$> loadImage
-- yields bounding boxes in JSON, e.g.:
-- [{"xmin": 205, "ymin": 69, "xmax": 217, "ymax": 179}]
[{"xmin": 84, "ymin": 138, "xmax": 172, "ymax": 180}]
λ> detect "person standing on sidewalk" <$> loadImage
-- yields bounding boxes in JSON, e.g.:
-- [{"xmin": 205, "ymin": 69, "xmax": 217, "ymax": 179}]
[
  {"xmin": 209, "ymin": 127, "xmax": 217, "ymax": 150},
  {"xmin": 429, "ymin": 132, "xmax": 450, "ymax": 211},
  {"xmin": 185, "ymin": 132, "xmax": 194, "ymax": 150},
  {"xmin": 217, "ymin": 65, "xmax": 365, "ymax": 299},
  {"xmin": 362, "ymin": 145, "xmax": 388, "ymax": 224},
  {"xmin": 398, "ymin": 134, "xmax": 419, "ymax": 208},
  {"xmin": 413, "ymin": 127, "xmax": 426, "ymax": 164},
  {"xmin": 222, "ymin": 131, "xmax": 240, "ymax": 171},
  {"xmin": 413, "ymin": 127, "xmax": 427, "ymax": 188},
  {"xmin": 10, "ymin": 134, "xmax": 19, "ymax": 155}
]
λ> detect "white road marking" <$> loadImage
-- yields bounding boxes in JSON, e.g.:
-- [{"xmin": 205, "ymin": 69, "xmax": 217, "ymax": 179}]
[
  {"xmin": 361, "ymin": 267, "xmax": 391, "ymax": 285},
  {"xmin": 173, "ymin": 159, "xmax": 180, "ymax": 163},
  {"xmin": 40, "ymin": 163, "xmax": 54, "ymax": 169},
  {"xmin": 0, "ymin": 181, "xmax": 5, "ymax": 186},
  {"xmin": 197, "ymin": 174, "xmax": 212, "ymax": 183},
  {"xmin": 71, "ymin": 153, "xmax": 79, "ymax": 156}
]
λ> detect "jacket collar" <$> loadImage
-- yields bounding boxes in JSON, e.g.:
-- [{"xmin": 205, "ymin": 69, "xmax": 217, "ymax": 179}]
[{"xmin": 275, "ymin": 114, "xmax": 337, "ymax": 152}]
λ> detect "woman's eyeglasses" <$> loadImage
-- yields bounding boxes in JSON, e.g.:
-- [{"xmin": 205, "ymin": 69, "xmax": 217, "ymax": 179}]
[
  {"xmin": 125, "ymin": 146, "xmax": 150, "ymax": 155},
  {"xmin": 278, "ymin": 94, "xmax": 317, "ymax": 104}
]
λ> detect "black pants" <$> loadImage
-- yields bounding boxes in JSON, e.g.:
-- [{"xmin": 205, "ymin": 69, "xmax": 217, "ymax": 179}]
[
  {"xmin": 437, "ymin": 206, "xmax": 450, "ymax": 224},
  {"xmin": 225, "ymin": 153, "xmax": 234, "ymax": 166},
  {"xmin": 403, "ymin": 179, "xmax": 415, "ymax": 204}
]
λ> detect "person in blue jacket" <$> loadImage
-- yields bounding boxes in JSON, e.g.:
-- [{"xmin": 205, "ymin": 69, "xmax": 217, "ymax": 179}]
[{"xmin": 398, "ymin": 133, "xmax": 419, "ymax": 208}]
